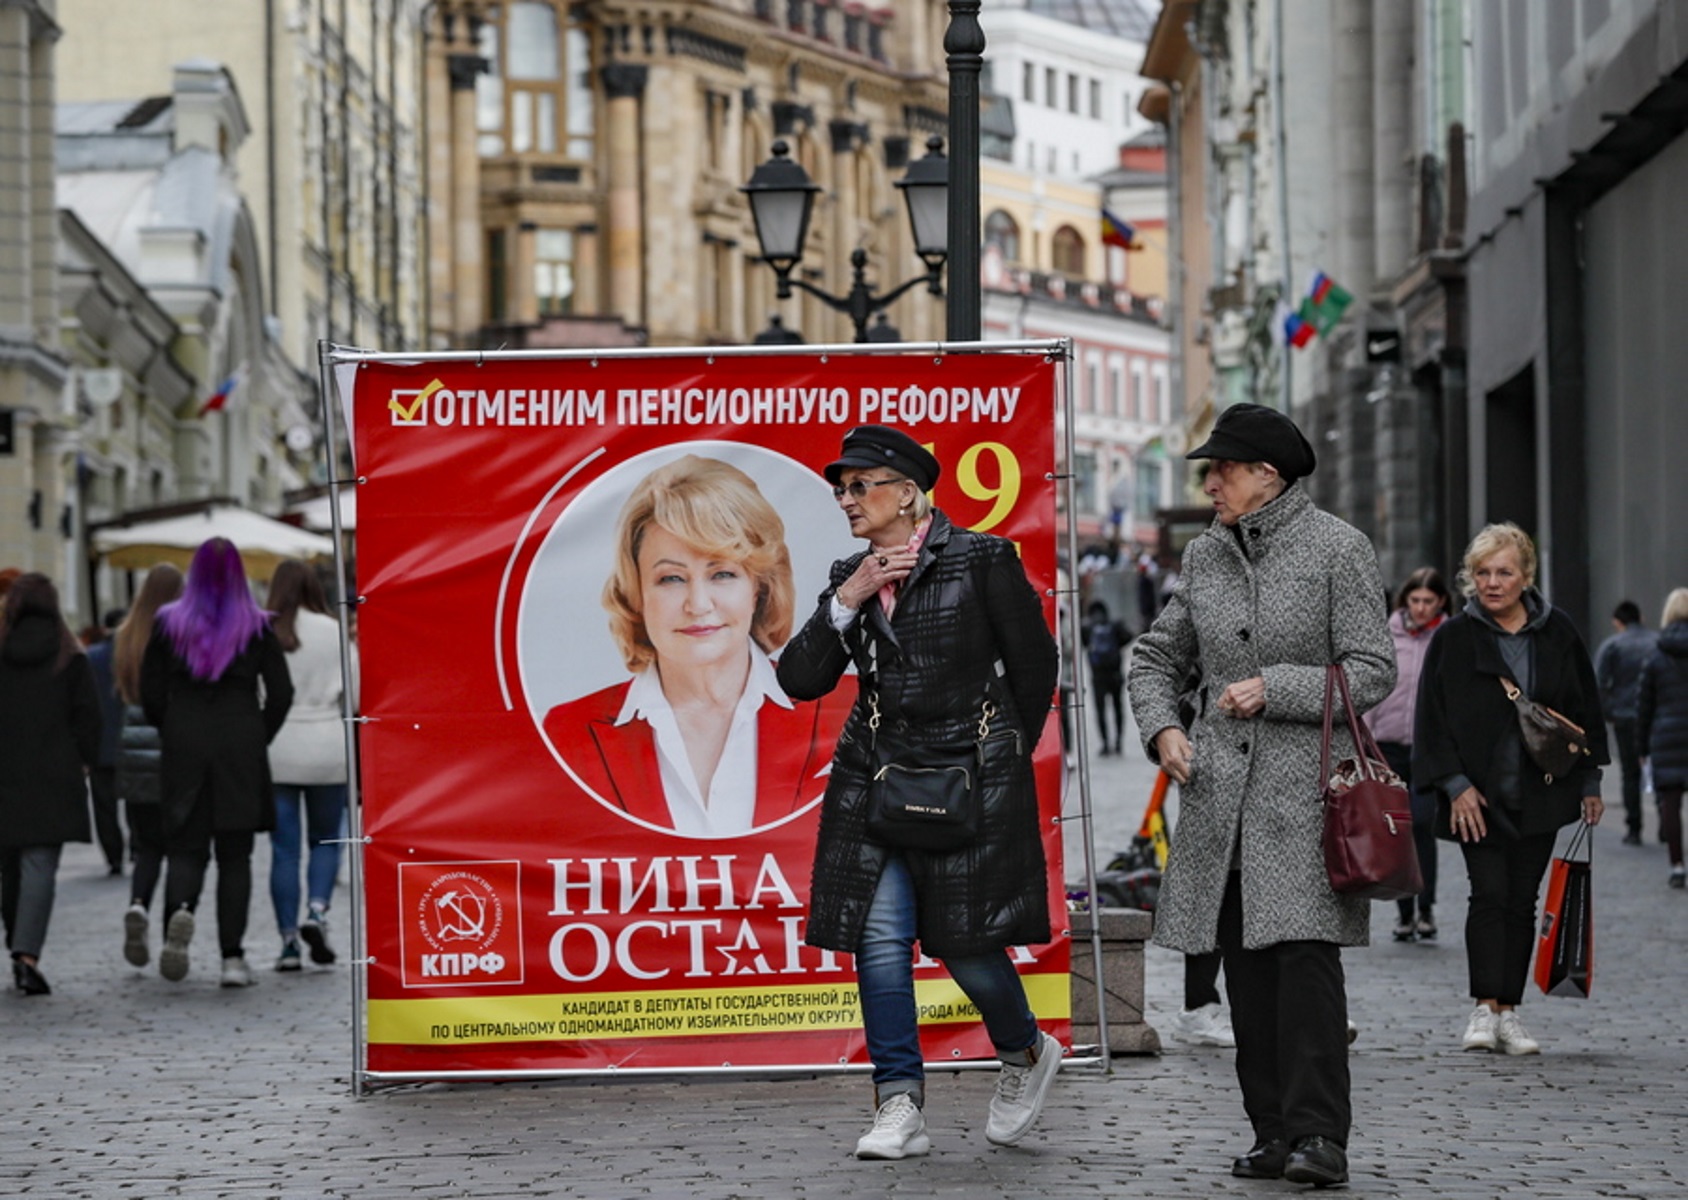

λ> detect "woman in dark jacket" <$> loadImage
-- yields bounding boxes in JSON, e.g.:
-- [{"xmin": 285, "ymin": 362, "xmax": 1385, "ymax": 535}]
[
  {"xmin": 0, "ymin": 574, "xmax": 103, "ymax": 996},
  {"xmin": 777, "ymin": 425, "xmax": 1060, "ymax": 1161},
  {"xmin": 112, "ymin": 563, "xmax": 185, "ymax": 968},
  {"xmin": 1638, "ymin": 587, "xmax": 1688, "ymax": 887},
  {"xmin": 142, "ymin": 539, "xmax": 292, "ymax": 988},
  {"xmin": 1414, "ymin": 523, "xmax": 1606, "ymax": 1056}
]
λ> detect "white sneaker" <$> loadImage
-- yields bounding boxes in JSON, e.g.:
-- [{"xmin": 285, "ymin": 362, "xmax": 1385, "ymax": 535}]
[
  {"xmin": 219, "ymin": 956, "xmax": 256, "ymax": 988},
  {"xmin": 159, "ymin": 908, "xmax": 194, "ymax": 982},
  {"xmin": 123, "ymin": 904, "xmax": 149, "ymax": 967},
  {"xmin": 986, "ymin": 1029, "xmax": 1062, "ymax": 1146},
  {"xmin": 1173, "ymin": 1002, "xmax": 1236, "ymax": 1048},
  {"xmin": 854, "ymin": 1093, "xmax": 930, "ymax": 1160},
  {"xmin": 1461, "ymin": 1004, "xmax": 1498, "ymax": 1052},
  {"xmin": 1495, "ymin": 1010, "xmax": 1540, "ymax": 1056}
]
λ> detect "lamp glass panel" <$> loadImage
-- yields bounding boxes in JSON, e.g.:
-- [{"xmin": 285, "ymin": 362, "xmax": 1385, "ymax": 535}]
[{"xmin": 750, "ymin": 188, "xmax": 811, "ymax": 261}]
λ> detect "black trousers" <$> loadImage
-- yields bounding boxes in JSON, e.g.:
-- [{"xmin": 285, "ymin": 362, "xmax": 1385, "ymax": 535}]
[
  {"xmin": 1459, "ymin": 830, "xmax": 1557, "ymax": 1005},
  {"xmin": 1184, "ymin": 949, "xmax": 1223, "ymax": 1010},
  {"xmin": 1092, "ymin": 673, "xmax": 1124, "ymax": 749},
  {"xmin": 88, "ymin": 765, "xmax": 125, "ymax": 872},
  {"xmin": 163, "ymin": 808, "xmax": 256, "ymax": 961},
  {"xmin": 1377, "ymin": 741, "xmax": 1438, "ymax": 923},
  {"xmin": 1218, "ymin": 873, "xmax": 1350, "ymax": 1147},
  {"xmin": 1611, "ymin": 720, "xmax": 1644, "ymax": 836},
  {"xmin": 126, "ymin": 802, "xmax": 165, "ymax": 911}
]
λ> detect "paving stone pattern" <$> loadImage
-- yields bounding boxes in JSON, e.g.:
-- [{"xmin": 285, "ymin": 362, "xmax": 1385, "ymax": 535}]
[{"xmin": 7, "ymin": 694, "xmax": 1687, "ymax": 1197}]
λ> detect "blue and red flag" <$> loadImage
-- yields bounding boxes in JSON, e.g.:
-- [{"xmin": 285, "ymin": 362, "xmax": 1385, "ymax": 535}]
[{"xmin": 1102, "ymin": 207, "xmax": 1137, "ymax": 251}]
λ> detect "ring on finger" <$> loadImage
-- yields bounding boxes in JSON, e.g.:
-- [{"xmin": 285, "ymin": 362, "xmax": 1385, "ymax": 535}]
[{"xmin": 877, "ymin": 555, "xmax": 887, "ymax": 567}]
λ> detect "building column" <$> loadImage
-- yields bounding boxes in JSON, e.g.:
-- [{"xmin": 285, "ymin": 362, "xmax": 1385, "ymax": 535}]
[
  {"xmin": 515, "ymin": 221, "xmax": 538, "ymax": 325},
  {"xmin": 574, "ymin": 224, "xmax": 600, "ymax": 316},
  {"xmin": 448, "ymin": 41, "xmax": 484, "ymax": 339},
  {"xmin": 602, "ymin": 64, "xmax": 648, "ymax": 328}
]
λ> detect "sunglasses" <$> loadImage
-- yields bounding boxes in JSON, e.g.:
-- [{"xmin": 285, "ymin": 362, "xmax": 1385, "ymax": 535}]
[{"xmin": 831, "ymin": 478, "xmax": 905, "ymax": 500}]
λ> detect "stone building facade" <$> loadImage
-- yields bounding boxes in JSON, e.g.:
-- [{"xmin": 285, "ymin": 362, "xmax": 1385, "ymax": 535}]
[
  {"xmin": 0, "ymin": 0, "xmax": 72, "ymax": 582},
  {"xmin": 425, "ymin": 0, "xmax": 953, "ymax": 349}
]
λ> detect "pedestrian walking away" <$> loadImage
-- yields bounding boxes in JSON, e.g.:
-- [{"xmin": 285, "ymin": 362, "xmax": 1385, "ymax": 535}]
[
  {"xmin": 111, "ymin": 564, "xmax": 185, "ymax": 969},
  {"xmin": 1638, "ymin": 588, "xmax": 1688, "ymax": 888},
  {"xmin": 1128, "ymin": 402, "xmax": 1396, "ymax": 1188},
  {"xmin": 1082, "ymin": 599, "xmax": 1130, "ymax": 756},
  {"xmin": 1414, "ymin": 523, "xmax": 1607, "ymax": 1057},
  {"xmin": 81, "ymin": 609, "xmax": 129, "ymax": 875},
  {"xmin": 265, "ymin": 560, "xmax": 357, "ymax": 972},
  {"xmin": 0, "ymin": 574, "xmax": 103, "ymax": 996},
  {"xmin": 777, "ymin": 424, "xmax": 1063, "ymax": 1161},
  {"xmin": 1365, "ymin": 567, "xmax": 1453, "ymax": 942},
  {"xmin": 1595, "ymin": 599, "xmax": 1658, "ymax": 845},
  {"xmin": 141, "ymin": 539, "xmax": 293, "ymax": 988}
]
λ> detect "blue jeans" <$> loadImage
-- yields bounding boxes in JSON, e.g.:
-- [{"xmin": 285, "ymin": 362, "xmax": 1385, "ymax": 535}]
[
  {"xmin": 269, "ymin": 783, "xmax": 348, "ymax": 938},
  {"xmin": 855, "ymin": 851, "xmax": 1038, "ymax": 1102}
]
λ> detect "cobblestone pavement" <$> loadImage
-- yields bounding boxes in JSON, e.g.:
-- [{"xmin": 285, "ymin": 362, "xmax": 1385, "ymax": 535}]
[{"xmin": 8, "ymin": 698, "xmax": 1688, "ymax": 1197}]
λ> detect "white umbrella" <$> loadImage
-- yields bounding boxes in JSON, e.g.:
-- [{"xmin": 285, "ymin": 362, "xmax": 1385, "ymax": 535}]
[
  {"xmin": 91, "ymin": 506, "xmax": 337, "ymax": 578},
  {"xmin": 286, "ymin": 489, "xmax": 357, "ymax": 532}
]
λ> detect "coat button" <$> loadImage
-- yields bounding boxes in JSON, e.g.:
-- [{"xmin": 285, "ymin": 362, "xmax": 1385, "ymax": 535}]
[
  {"xmin": 1248, "ymin": 527, "xmax": 1261, "ymax": 537},
  {"xmin": 894, "ymin": 718, "xmax": 909, "ymax": 733},
  {"xmin": 1238, "ymin": 628, "xmax": 1250, "ymax": 640},
  {"xmin": 1239, "ymin": 742, "xmax": 1249, "ymax": 753}
]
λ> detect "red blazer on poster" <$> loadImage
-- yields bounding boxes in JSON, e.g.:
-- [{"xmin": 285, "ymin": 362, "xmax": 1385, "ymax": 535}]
[{"xmin": 544, "ymin": 677, "xmax": 855, "ymax": 834}]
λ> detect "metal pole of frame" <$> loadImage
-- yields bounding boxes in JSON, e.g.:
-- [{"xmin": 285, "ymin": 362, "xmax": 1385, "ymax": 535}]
[
  {"xmin": 317, "ymin": 340, "xmax": 369, "ymax": 1096},
  {"xmin": 945, "ymin": 0, "xmax": 984, "ymax": 341}
]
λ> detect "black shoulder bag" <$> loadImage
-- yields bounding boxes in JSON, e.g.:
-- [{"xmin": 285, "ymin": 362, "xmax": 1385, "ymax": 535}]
[{"xmin": 863, "ymin": 691, "xmax": 996, "ymax": 852}]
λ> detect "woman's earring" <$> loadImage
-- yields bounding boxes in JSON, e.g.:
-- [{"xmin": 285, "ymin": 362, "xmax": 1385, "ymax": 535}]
[{"xmin": 898, "ymin": 506, "xmax": 908, "ymax": 515}]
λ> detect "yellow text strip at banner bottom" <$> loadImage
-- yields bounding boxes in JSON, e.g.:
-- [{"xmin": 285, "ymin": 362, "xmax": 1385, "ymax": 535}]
[{"xmin": 370, "ymin": 973, "xmax": 1072, "ymax": 1045}]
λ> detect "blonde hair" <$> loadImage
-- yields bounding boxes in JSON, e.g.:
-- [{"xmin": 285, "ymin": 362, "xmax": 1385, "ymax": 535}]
[
  {"xmin": 113, "ymin": 563, "xmax": 185, "ymax": 703},
  {"xmin": 603, "ymin": 455, "xmax": 795, "ymax": 672},
  {"xmin": 1456, "ymin": 522, "xmax": 1537, "ymax": 597},
  {"xmin": 1663, "ymin": 587, "xmax": 1688, "ymax": 628}
]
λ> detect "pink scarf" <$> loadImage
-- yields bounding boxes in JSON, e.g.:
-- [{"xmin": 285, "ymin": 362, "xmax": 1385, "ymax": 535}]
[{"xmin": 877, "ymin": 517, "xmax": 931, "ymax": 618}]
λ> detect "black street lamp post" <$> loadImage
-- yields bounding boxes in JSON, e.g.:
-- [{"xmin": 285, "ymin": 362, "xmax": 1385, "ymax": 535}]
[
  {"xmin": 742, "ymin": 138, "xmax": 949, "ymax": 343},
  {"xmin": 944, "ymin": 0, "xmax": 985, "ymax": 341}
]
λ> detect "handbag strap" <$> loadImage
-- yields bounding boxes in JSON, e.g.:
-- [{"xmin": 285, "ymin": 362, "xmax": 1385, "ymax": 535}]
[
  {"xmin": 1321, "ymin": 663, "xmax": 1387, "ymax": 784},
  {"xmin": 867, "ymin": 689, "xmax": 995, "ymax": 752},
  {"xmin": 1561, "ymin": 819, "xmax": 1594, "ymax": 864}
]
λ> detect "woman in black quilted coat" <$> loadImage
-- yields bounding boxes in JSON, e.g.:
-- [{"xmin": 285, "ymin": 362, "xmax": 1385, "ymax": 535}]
[
  {"xmin": 1639, "ymin": 588, "xmax": 1688, "ymax": 887},
  {"xmin": 777, "ymin": 425, "xmax": 1060, "ymax": 1162}
]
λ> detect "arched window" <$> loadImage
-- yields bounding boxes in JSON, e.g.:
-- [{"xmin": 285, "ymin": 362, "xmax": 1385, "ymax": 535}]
[
  {"xmin": 1052, "ymin": 225, "xmax": 1085, "ymax": 276},
  {"xmin": 984, "ymin": 210, "xmax": 1020, "ymax": 262}
]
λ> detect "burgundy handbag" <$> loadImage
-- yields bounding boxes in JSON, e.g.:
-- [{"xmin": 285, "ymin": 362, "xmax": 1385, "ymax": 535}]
[{"xmin": 1320, "ymin": 664, "xmax": 1425, "ymax": 900}]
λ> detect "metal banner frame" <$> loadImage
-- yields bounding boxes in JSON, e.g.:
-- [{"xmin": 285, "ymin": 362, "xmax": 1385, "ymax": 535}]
[{"xmin": 314, "ymin": 338, "xmax": 1104, "ymax": 1093}]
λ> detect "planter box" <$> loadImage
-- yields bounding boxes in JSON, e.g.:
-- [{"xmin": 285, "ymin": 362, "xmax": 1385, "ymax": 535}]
[{"xmin": 1068, "ymin": 906, "xmax": 1161, "ymax": 1055}]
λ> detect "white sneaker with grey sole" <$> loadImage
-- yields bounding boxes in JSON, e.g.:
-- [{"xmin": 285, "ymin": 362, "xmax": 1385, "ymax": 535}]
[
  {"xmin": 123, "ymin": 904, "xmax": 149, "ymax": 967},
  {"xmin": 220, "ymin": 956, "xmax": 256, "ymax": 988},
  {"xmin": 1172, "ymin": 1002, "xmax": 1236, "ymax": 1047},
  {"xmin": 159, "ymin": 908, "xmax": 194, "ymax": 982},
  {"xmin": 1495, "ymin": 1010, "xmax": 1540, "ymax": 1055},
  {"xmin": 854, "ymin": 1093, "xmax": 930, "ymax": 1159},
  {"xmin": 1461, "ymin": 1004, "xmax": 1498, "ymax": 1051},
  {"xmin": 986, "ymin": 1029, "xmax": 1062, "ymax": 1146}
]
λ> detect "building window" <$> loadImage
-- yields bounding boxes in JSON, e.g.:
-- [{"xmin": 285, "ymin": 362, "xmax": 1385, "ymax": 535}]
[
  {"xmin": 1110, "ymin": 365, "xmax": 1124, "ymax": 416},
  {"xmin": 1022, "ymin": 61, "xmax": 1035, "ymax": 102},
  {"xmin": 1067, "ymin": 73, "xmax": 1079, "ymax": 114},
  {"xmin": 487, "ymin": 229, "xmax": 508, "ymax": 321},
  {"xmin": 1135, "ymin": 444, "xmax": 1166, "ymax": 518},
  {"xmin": 985, "ymin": 209, "xmax": 1020, "ymax": 261},
  {"xmin": 1052, "ymin": 225, "xmax": 1085, "ymax": 276},
  {"xmin": 1130, "ymin": 362, "xmax": 1146, "ymax": 420},
  {"xmin": 476, "ymin": 2, "xmax": 592, "ymax": 161},
  {"xmin": 1074, "ymin": 448, "xmax": 1098, "ymax": 513},
  {"xmin": 1090, "ymin": 78, "xmax": 1101, "ymax": 119},
  {"xmin": 1044, "ymin": 67, "xmax": 1057, "ymax": 107},
  {"xmin": 535, "ymin": 229, "xmax": 575, "ymax": 314}
]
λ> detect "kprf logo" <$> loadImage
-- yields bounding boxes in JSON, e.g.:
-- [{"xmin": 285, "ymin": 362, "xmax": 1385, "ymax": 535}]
[
  {"xmin": 398, "ymin": 861, "xmax": 524, "ymax": 987},
  {"xmin": 389, "ymin": 378, "xmax": 444, "ymax": 425}
]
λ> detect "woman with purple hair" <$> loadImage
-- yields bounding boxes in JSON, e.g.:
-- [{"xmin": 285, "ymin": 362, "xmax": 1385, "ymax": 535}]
[{"xmin": 141, "ymin": 538, "xmax": 293, "ymax": 987}]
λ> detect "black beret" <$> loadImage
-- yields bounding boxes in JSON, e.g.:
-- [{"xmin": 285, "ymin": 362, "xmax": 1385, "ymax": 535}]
[
  {"xmin": 1185, "ymin": 403, "xmax": 1317, "ymax": 481},
  {"xmin": 824, "ymin": 425, "xmax": 940, "ymax": 491}
]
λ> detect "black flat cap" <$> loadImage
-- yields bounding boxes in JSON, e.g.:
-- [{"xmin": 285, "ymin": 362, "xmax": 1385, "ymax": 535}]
[
  {"xmin": 824, "ymin": 425, "xmax": 941, "ymax": 491},
  {"xmin": 1185, "ymin": 402, "xmax": 1317, "ymax": 481}
]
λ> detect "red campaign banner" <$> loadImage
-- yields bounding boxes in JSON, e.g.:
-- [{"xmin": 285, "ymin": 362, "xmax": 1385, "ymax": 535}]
[{"xmin": 346, "ymin": 347, "xmax": 1068, "ymax": 1076}]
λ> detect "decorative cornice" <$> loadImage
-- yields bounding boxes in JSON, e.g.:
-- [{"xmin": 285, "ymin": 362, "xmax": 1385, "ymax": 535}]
[{"xmin": 600, "ymin": 63, "xmax": 649, "ymax": 100}]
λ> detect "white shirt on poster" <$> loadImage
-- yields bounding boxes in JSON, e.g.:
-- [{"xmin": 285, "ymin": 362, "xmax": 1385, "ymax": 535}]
[{"xmin": 614, "ymin": 648, "xmax": 793, "ymax": 838}]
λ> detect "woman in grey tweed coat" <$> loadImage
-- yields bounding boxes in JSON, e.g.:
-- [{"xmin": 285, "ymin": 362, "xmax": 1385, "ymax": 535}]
[{"xmin": 1128, "ymin": 403, "xmax": 1394, "ymax": 1189}]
